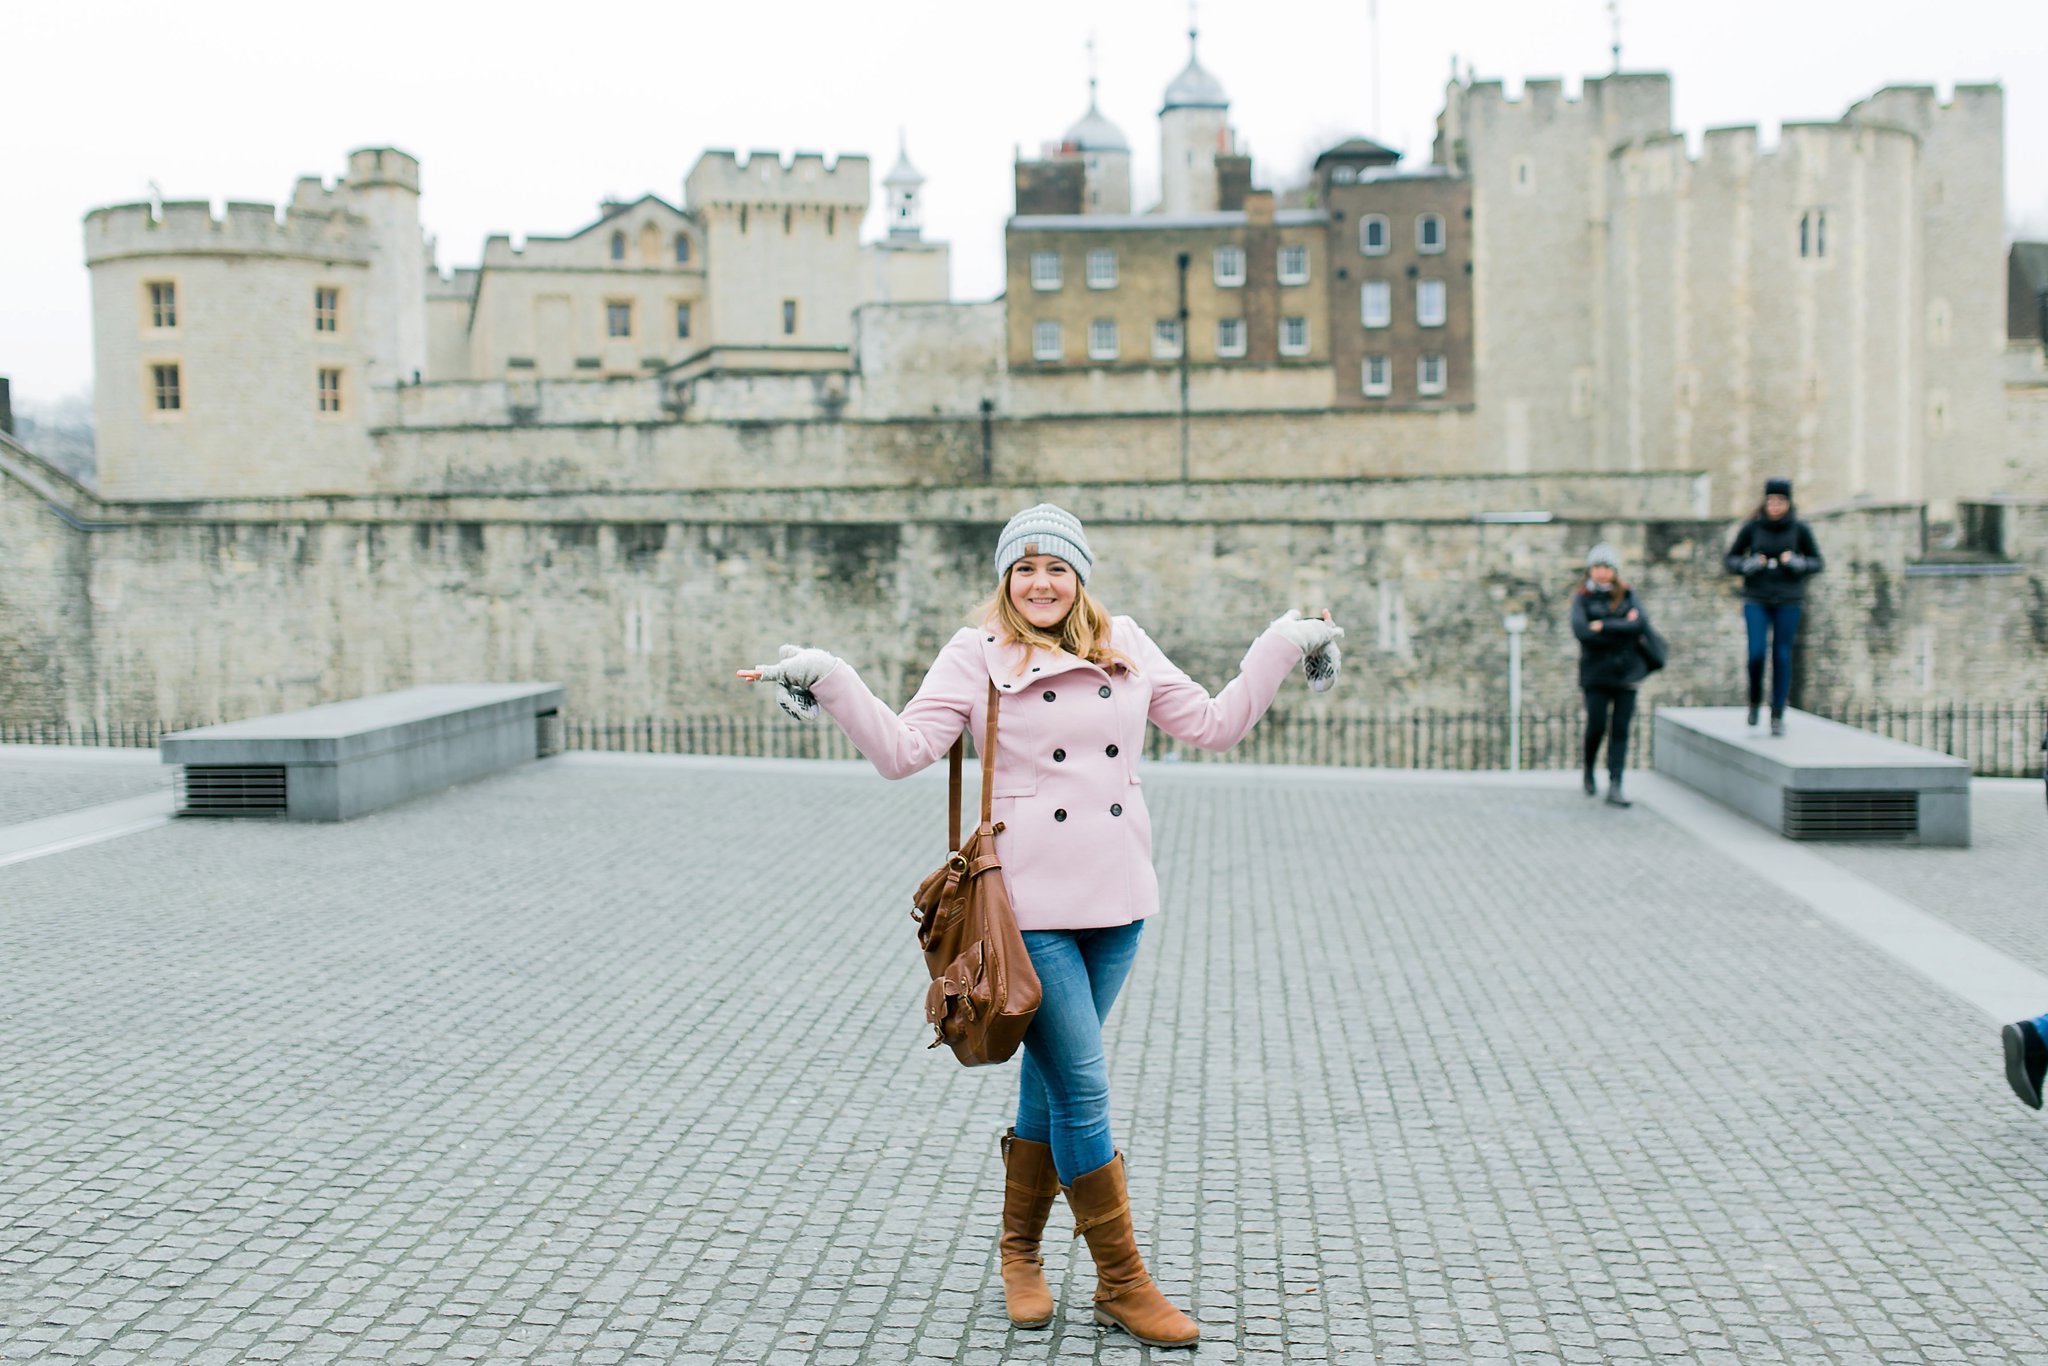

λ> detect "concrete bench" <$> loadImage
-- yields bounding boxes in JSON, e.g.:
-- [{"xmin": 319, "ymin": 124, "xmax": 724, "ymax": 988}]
[
  {"xmin": 1652, "ymin": 706, "xmax": 1970, "ymax": 845},
  {"xmin": 160, "ymin": 684, "xmax": 564, "ymax": 820}
]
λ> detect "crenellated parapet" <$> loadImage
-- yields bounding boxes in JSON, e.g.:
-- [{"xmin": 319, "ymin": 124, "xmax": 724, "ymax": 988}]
[
  {"xmin": 83, "ymin": 197, "xmax": 373, "ymax": 265},
  {"xmin": 684, "ymin": 151, "xmax": 871, "ymax": 210}
]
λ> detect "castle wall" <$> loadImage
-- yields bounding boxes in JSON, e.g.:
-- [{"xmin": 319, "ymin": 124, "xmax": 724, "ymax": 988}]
[
  {"xmin": 686, "ymin": 152, "xmax": 869, "ymax": 351},
  {"xmin": 0, "ymin": 436, "xmax": 94, "ymax": 721}
]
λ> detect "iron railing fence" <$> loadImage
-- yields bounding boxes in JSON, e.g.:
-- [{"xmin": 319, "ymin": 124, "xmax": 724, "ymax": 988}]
[{"xmin": 9, "ymin": 701, "xmax": 2046, "ymax": 778}]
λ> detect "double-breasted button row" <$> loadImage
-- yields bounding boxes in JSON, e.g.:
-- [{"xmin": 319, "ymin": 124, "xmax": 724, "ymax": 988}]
[{"xmin": 1053, "ymin": 804, "xmax": 1123, "ymax": 822}]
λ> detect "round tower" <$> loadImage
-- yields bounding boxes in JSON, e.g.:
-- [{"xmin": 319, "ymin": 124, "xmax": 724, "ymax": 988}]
[
  {"xmin": 1064, "ymin": 75, "xmax": 1132, "ymax": 214},
  {"xmin": 343, "ymin": 147, "xmax": 428, "ymax": 386},
  {"xmin": 1159, "ymin": 23, "xmax": 1230, "ymax": 214}
]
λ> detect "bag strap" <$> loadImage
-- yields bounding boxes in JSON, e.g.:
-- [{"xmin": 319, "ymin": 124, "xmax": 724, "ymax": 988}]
[{"xmin": 946, "ymin": 679, "xmax": 1003, "ymax": 850}]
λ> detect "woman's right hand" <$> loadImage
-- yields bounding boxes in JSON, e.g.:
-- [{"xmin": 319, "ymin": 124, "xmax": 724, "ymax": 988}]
[{"xmin": 737, "ymin": 645, "xmax": 842, "ymax": 721}]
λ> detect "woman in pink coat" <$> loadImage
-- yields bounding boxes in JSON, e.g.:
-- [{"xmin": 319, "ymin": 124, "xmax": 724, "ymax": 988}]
[{"xmin": 739, "ymin": 503, "xmax": 1342, "ymax": 1347}]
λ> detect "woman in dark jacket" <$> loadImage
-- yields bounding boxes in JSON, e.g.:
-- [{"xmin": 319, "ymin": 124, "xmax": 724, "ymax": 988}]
[
  {"xmin": 1570, "ymin": 543, "xmax": 1650, "ymax": 808},
  {"xmin": 1724, "ymin": 477, "xmax": 1825, "ymax": 736}
]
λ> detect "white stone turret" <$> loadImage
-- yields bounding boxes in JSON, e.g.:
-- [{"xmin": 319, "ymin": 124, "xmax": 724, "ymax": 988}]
[
  {"xmin": 1159, "ymin": 23, "xmax": 1233, "ymax": 214},
  {"xmin": 883, "ymin": 135, "xmax": 926, "ymax": 241},
  {"xmin": 1064, "ymin": 75, "xmax": 1133, "ymax": 214},
  {"xmin": 344, "ymin": 147, "xmax": 428, "ymax": 386}
]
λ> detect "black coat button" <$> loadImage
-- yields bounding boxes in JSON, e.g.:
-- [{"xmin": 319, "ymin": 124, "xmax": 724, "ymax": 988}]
[
  {"xmin": 1043, "ymin": 690, "xmax": 1056, "ymax": 702},
  {"xmin": 1053, "ymin": 748, "xmax": 1066, "ymax": 762},
  {"xmin": 1054, "ymin": 809, "xmax": 1067, "ymax": 822},
  {"xmin": 1110, "ymin": 804, "xmax": 1123, "ymax": 817},
  {"xmin": 1098, "ymin": 685, "xmax": 1112, "ymax": 698},
  {"xmin": 1105, "ymin": 744, "xmax": 1119, "ymax": 758}
]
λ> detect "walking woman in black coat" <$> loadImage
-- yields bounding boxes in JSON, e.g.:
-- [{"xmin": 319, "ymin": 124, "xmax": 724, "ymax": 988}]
[
  {"xmin": 1724, "ymin": 476, "xmax": 1824, "ymax": 736},
  {"xmin": 1571, "ymin": 543, "xmax": 1650, "ymax": 808}
]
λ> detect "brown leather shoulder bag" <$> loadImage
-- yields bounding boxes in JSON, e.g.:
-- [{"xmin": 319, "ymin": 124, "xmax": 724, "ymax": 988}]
[{"xmin": 909, "ymin": 680, "xmax": 1042, "ymax": 1065}]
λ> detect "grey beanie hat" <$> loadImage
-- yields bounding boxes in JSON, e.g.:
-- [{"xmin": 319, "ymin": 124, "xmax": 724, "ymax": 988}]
[
  {"xmin": 994, "ymin": 503, "xmax": 1093, "ymax": 585},
  {"xmin": 1586, "ymin": 542, "xmax": 1622, "ymax": 570}
]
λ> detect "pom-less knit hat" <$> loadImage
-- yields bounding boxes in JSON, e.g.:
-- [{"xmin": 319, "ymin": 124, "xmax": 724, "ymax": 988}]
[
  {"xmin": 1586, "ymin": 542, "xmax": 1622, "ymax": 570},
  {"xmin": 1764, "ymin": 476, "xmax": 1793, "ymax": 498},
  {"xmin": 995, "ymin": 503, "xmax": 1093, "ymax": 585}
]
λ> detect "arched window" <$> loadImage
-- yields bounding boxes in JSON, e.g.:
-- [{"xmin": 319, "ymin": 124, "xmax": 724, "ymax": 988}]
[
  {"xmin": 610, "ymin": 231, "xmax": 625, "ymax": 261},
  {"xmin": 674, "ymin": 233, "xmax": 690, "ymax": 264}
]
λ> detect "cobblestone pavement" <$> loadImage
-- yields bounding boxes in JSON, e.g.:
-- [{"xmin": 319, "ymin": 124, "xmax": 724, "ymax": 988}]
[
  {"xmin": 0, "ymin": 750, "xmax": 169, "ymax": 828},
  {"xmin": 1811, "ymin": 782, "xmax": 2048, "ymax": 979},
  {"xmin": 3, "ymin": 753, "xmax": 2045, "ymax": 1365}
]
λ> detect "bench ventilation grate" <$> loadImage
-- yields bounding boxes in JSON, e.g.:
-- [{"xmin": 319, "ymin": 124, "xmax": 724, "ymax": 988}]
[
  {"xmin": 178, "ymin": 766, "xmax": 287, "ymax": 816},
  {"xmin": 1782, "ymin": 788, "xmax": 1918, "ymax": 841}
]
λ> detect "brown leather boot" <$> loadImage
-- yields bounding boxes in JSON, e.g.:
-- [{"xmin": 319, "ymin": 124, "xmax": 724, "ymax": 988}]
[
  {"xmin": 999, "ymin": 1129, "xmax": 1060, "ymax": 1327},
  {"xmin": 1065, "ymin": 1152, "xmax": 1199, "ymax": 1348}
]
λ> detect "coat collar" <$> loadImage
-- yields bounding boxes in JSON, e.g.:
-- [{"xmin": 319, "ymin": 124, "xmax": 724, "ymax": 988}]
[{"xmin": 979, "ymin": 630, "xmax": 1108, "ymax": 695}]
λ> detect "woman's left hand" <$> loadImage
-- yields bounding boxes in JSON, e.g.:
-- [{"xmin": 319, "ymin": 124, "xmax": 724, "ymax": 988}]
[{"xmin": 1270, "ymin": 609, "xmax": 1345, "ymax": 692}]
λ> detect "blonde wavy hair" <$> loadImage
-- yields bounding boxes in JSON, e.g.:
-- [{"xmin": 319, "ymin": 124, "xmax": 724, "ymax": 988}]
[{"xmin": 975, "ymin": 564, "xmax": 1137, "ymax": 678}]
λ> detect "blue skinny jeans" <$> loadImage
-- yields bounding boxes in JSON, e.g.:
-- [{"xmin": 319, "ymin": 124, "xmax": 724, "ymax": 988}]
[
  {"xmin": 1014, "ymin": 921, "xmax": 1145, "ymax": 1186},
  {"xmin": 1744, "ymin": 601, "xmax": 1804, "ymax": 715}
]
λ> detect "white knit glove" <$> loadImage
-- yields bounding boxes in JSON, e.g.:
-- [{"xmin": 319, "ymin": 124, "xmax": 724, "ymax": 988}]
[
  {"xmin": 1269, "ymin": 610, "xmax": 1346, "ymax": 693},
  {"xmin": 750, "ymin": 645, "xmax": 842, "ymax": 721}
]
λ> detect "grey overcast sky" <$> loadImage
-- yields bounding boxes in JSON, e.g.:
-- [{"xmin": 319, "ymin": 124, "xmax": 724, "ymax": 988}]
[{"xmin": 3, "ymin": 0, "xmax": 2044, "ymax": 406}]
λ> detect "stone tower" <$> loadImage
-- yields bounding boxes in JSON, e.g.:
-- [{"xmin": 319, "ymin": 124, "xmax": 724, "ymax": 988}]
[
  {"xmin": 1159, "ymin": 22, "xmax": 1232, "ymax": 214},
  {"xmin": 883, "ymin": 134, "xmax": 926, "ymax": 240},
  {"xmin": 1064, "ymin": 72, "xmax": 1132, "ymax": 214}
]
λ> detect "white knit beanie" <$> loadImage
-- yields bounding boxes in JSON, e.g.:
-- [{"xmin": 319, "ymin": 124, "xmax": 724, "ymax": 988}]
[
  {"xmin": 994, "ymin": 503, "xmax": 1093, "ymax": 585},
  {"xmin": 1586, "ymin": 542, "xmax": 1622, "ymax": 571}
]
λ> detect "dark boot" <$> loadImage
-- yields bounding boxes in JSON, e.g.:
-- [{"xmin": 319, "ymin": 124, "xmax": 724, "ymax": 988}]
[
  {"xmin": 1066, "ymin": 1153, "xmax": 1199, "ymax": 1348},
  {"xmin": 1604, "ymin": 776, "xmax": 1632, "ymax": 808},
  {"xmin": 2004, "ymin": 1022, "xmax": 2047, "ymax": 1110},
  {"xmin": 999, "ymin": 1130, "xmax": 1061, "ymax": 1327}
]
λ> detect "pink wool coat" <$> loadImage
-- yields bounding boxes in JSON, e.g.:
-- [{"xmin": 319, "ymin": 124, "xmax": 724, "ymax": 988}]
[{"xmin": 809, "ymin": 616, "xmax": 1302, "ymax": 931}]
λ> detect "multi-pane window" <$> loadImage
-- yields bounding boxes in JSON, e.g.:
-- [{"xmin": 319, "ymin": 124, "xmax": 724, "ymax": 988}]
[
  {"xmin": 1417, "ymin": 213, "xmax": 1446, "ymax": 253},
  {"xmin": 610, "ymin": 231, "xmax": 626, "ymax": 261},
  {"xmin": 1416, "ymin": 279, "xmax": 1447, "ymax": 327},
  {"xmin": 1360, "ymin": 215, "xmax": 1389, "ymax": 256},
  {"xmin": 148, "ymin": 281, "xmax": 177, "ymax": 328},
  {"xmin": 675, "ymin": 303, "xmax": 692, "ymax": 339},
  {"xmin": 1279, "ymin": 317, "xmax": 1310, "ymax": 356},
  {"xmin": 1086, "ymin": 250, "xmax": 1118, "ymax": 290},
  {"xmin": 1361, "ymin": 281, "xmax": 1392, "ymax": 329},
  {"xmin": 1213, "ymin": 246, "xmax": 1246, "ymax": 287},
  {"xmin": 317, "ymin": 367, "xmax": 342, "ymax": 413},
  {"xmin": 1799, "ymin": 209, "xmax": 1828, "ymax": 258},
  {"xmin": 782, "ymin": 300, "xmax": 798, "ymax": 335},
  {"xmin": 151, "ymin": 363, "xmax": 181, "ymax": 411},
  {"xmin": 674, "ymin": 234, "xmax": 691, "ymax": 264},
  {"xmin": 1032, "ymin": 321, "xmax": 1063, "ymax": 361},
  {"xmin": 606, "ymin": 302, "xmax": 633, "ymax": 338},
  {"xmin": 314, "ymin": 286, "xmax": 339, "ymax": 333},
  {"xmin": 1278, "ymin": 244, "xmax": 1310, "ymax": 285},
  {"xmin": 1088, "ymin": 319, "xmax": 1120, "ymax": 361},
  {"xmin": 1418, "ymin": 353, "xmax": 1447, "ymax": 395},
  {"xmin": 1153, "ymin": 319, "xmax": 1183, "ymax": 360},
  {"xmin": 1216, "ymin": 317, "xmax": 1247, "ymax": 357},
  {"xmin": 1030, "ymin": 251, "xmax": 1062, "ymax": 290},
  {"xmin": 1362, "ymin": 356, "xmax": 1391, "ymax": 398}
]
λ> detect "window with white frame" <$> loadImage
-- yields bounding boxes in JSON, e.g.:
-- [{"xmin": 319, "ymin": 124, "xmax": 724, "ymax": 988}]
[
  {"xmin": 606, "ymin": 302, "xmax": 632, "ymax": 338},
  {"xmin": 1360, "ymin": 214, "xmax": 1389, "ymax": 255},
  {"xmin": 1032, "ymin": 321, "xmax": 1063, "ymax": 361},
  {"xmin": 151, "ymin": 363, "xmax": 182, "ymax": 411},
  {"xmin": 1278, "ymin": 244, "xmax": 1310, "ymax": 285},
  {"xmin": 1332, "ymin": 166, "xmax": 1358, "ymax": 184},
  {"xmin": 317, "ymin": 367, "xmax": 342, "ymax": 414},
  {"xmin": 314, "ymin": 286, "xmax": 339, "ymax": 333},
  {"xmin": 1362, "ymin": 355, "xmax": 1391, "ymax": 398},
  {"xmin": 1416, "ymin": 279, "xmax": 1446, "ymax": 327},
  {"xmin": 1030, "ymin": 251, "xmax": 1063, "ymax": 290},
  {"xmin": 1088, "ymin": 319, "xmax": 1120, "ymax": 361},
  {"xmin": 147, "ymin": 281, "xmax": 177, "ymax": 329},
  {"xmin": 1213, "ymin": 245, "xmax": 1246, "ymax": 287},
  {"xmin": 1216, "ymin": 317, "xmax": 1247, "ymax": 357},
  {"xmin": 1152, "ymin": 319, "xmax": 1183, "ymax": 360},
  {"xmin": 1086, "ymin": 250, "xmax": 1118, "ymax": 290},
  {"xmin": 1279, "ymin": 316, "xmax": 1309, "ymax": 356},
  {"xmin": 1361, "ymin": 281, "xmax": 1391, "ymax": 329},
  {"xmin": 1417, "ymin": 213, "xmax": 1446, "ymax": 253},
  {"xmin": 1418, "ymin": 353, "xmax": 1447, "ymax": 395}
]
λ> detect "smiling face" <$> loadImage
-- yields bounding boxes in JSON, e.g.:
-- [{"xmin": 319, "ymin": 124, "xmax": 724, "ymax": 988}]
[
  {"xmin": 1007, "ymin": 553, "xmax": 1079, "ymax": 631},
  {"xmin": 1764, "ymin": 493, "xmax": 1791, "ymax": 520},
  {"xmin": 1589, "ymin": 564, "xmax": 1616, "ymax": 587}
]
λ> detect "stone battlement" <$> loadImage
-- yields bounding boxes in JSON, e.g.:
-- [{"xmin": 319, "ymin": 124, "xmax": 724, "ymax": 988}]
[
  {"xmin": 1461, "ymin": 71, "xmax": 1672, "ymax": 113},
  {"xmin": 684, "ymin": 150, "xmax": 871, "ymax": 209},
  {"xmin": 83, "ymin": 198, "xmax": 372, "ymax": 265}
]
